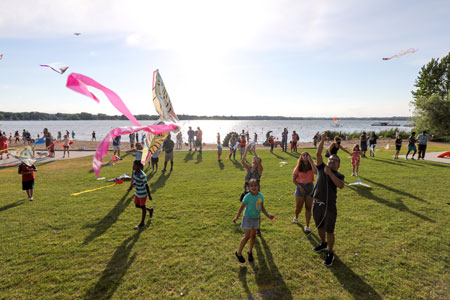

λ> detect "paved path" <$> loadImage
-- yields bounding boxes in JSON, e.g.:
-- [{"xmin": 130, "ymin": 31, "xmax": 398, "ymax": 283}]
[
  {"xmin": 398, "ymin": 151, "xmax": 450, "ymax": 164},
  {"xmin": 0, "ymin": 150, "xmax": 96, "ymax": 167}
]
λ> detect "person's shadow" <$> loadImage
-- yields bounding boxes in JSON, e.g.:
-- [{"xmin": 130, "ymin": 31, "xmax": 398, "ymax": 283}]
[
  {"xmin": 0, "ymin": 200, "xmax": 24, "ymax": 212},
  {"xmin": 183, "ymin": 152, "xmax": 195, "ymax": 163},
  {"xmin": 150, "ymin": 171, "xmax": 171, "ymax": 193},
  {"xmin": 306, "ymin": 233, "xmax": 382, "ymax": 300},
  {"xmin": 218, "ymin": 160, "xmax": 225, "ymax": 170},
  {"xmin": 242, "ymin": 236, "xmax": 293, "ymax": 299},
  {"xmin": 82, "ymin": 190, "xmax": 133, "ymax": 244},
  {"xmin": 84, "ymin": 225, "xmax": 147, "ymax": 300},
  {"xmin": 195, "ymin": 152, "xmax": 203, "ymax": 164},
  {"xmin": 232, "ymin": 159, "xmax": 245, "ymax": 171},
  {"xmin": 360, "ymin": 177, "xmax": 426, "ymax": 203},
  {"xmin": 270, "ymin": 152, "xmax": 286, "ymax": 160}
]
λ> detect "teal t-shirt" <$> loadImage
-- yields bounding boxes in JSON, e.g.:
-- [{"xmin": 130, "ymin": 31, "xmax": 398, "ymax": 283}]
[{"xmin": 243, "ymin": 192, "xmax": 264, "ymax": 218}]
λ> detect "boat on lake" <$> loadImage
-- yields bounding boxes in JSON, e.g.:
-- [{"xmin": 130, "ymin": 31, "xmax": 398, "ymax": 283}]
[{"xmin": 371, "ymin": 122, "xmax": 400, "ymax": 126}]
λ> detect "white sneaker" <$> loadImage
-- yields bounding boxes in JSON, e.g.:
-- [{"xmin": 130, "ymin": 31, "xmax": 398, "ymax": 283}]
[
  {"xmin": 351, "ymin": 173, "xmax": 355, "ymax": 176},
  {"xmin": 356, "ymin": 172, "xmax": 359, "ymax": 176},
  {"xmin": 293, "ymin": 217, "xmax": 298, "ymax": 224},
  {"xmin": 304, "ymin": 226, "xmax": 311, "ymax": 233}
]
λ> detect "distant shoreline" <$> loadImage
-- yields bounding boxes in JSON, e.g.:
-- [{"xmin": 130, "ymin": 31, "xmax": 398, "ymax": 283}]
[{"xmin": 0, "ymin": 111, "xmax": 412, "ymax": 121}]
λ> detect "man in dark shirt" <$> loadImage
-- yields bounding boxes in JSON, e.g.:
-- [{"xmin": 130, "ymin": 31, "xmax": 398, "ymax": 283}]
[
  {"xmin": 311, "ymin": 131, "xmax": 345, "ymax": 267},
  {"xmin": 162, "ymin": 134, "xmax": 175, "ymax": 172}
]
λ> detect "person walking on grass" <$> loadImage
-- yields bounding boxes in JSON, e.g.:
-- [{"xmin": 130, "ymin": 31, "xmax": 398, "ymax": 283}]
[
  {"xmin": 326, "ymin": 136, "xmax": 351, "ymax": 158},
  {"xmin": 292, "ymin": 152, "xmax": 317, "ymax": 233},
  {"xmin": 351, "ymin": 144, "xmax": 361, "ymax": 176},
  {"xmin": 405, "ymin": 132, "xmax": 417, "ymax": 160},
  {"xmin": 187, "ymin": 127, "xmax": 195, "ymax": 151},
  {"xmin": 162, "ymin": 134, "xmax": 174, "ymax": 172},
  {"xmin": 128, "ymin": 161, "xmax": 153, "ymax": 229},
  {"xmin": 112, "ymin": 135, "xmax": 121, "ymax": 159},
  {"xmin": 369, "ymin": 132, "xmax": 378, "ymax": 157},
  {"xmin": 312, "ymin": 131, "xmax": 345, "ymax": 267},
  {"xmin": 394, "ymin": 134, "xmax": 402, "ymax": 159},
  {"xmin": 292, "ymin": 131, "xmax": 299, "ymax": 153},
  {"xmin": 417, "ymin": 130, "xmax": 432, "ymax": 160},
  {"xmin": 360, "ymin": 132, "xmax": 368, "ymax": 158},
  {"xmin": 217, "ymin": 142, "xmax": 223, "ymax": 162},
  {"xmin": 18, "ymin": 162, "xmax": 37, "ymax": 201},
  {"xmin": 233, "ymin": 178, "xmax": 275, "ymax": 263},
  {"xmin": 281, "ymin": 128, "xmax": 288, "ymax": 152},
  {"xmin": 229, "ymin": 133, "xmax": 238, "ymax": 160}
]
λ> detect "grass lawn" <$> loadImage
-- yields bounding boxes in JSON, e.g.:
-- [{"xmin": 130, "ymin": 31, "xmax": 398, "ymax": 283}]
[{"xmin": 1, "ymin": 144, "xmax": 449, "ymax": 299}]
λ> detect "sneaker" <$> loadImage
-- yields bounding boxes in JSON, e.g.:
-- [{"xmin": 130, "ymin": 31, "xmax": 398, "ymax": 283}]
[
  {"xmin": 411, "ymin": 157, "xmax": 415, "ymax": 160},
  {"xmin": 351, "ymin": 173, "xmax": 355, "ymax": 176},
  {"xmin": 356, "ymin": 172, "xmax": 359, "ymax": 177},
  {"xmin": 170, "ymin": 168, "xmax": 173, "ymax": 171},
  {"xmin": 304, "ymin": 226, "xmax": 311, "ymax": 233},
  {"xmin": 162, "ymin": 169, "xmax": 166, "ymax": 172},
  {"xmin": 293, "ymin": 217, "xmax": 298, "ymax": 224},
  {"xmin": 247, "ymin": 252, "xmax": 254, "ymax": 262},
  {"xmin": 134, "ymin": 223, "xmax": 145, "ymax": 230},
  {"xmin": 405, "ymin": 157, "xmax": 408, "ymax": 160},
  {"xmin": 147, "ymin": 207, "xmax": 154, "ymax": 218},
  {"xmin": 324, "ymin": 251, "xmax": 335, "ymax": 267},
  {"xmin": 235, "ymin": 251, "xmax": 245, "ymax": 263},
  {"xmin": 312, "ymin": 242, "xmax": 328, "ymax": 253}
]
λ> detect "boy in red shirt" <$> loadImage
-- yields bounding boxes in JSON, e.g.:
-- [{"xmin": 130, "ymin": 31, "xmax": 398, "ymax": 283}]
[{"xmin": 18, "ymin": 162, "xmax": 37, "ymax": 201}]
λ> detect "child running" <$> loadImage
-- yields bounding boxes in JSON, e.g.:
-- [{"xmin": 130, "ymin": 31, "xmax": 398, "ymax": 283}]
[
  {"xmin": 351, "ymin": 144, "xmax": 361, "ymax": 176},
  {"xmin": 217, "ymin": 142, "xmax": 222, "ymax": 162},
  {"xmin": 129, "ymin": 161, "xmax": 153, "ymax": 229},
  {"xmin": 311, "ymin": 131, "xmax": 345, "ymax": 267},
  {"xmin": 405, "ymin": 132, "xmax": 417, "ymax": 160},
  {"xmin": 394, "ymin": 134, "xmax": 402, "ymax": 159},
  {"xmin": 233, "ymin": 178, "xmax": 274, "ymax": 263},
  {"xmin": 18, "ymin": 162, "xmax": 37, "ymax": 201}
]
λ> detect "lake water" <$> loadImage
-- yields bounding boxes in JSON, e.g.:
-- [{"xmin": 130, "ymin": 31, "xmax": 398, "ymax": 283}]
[{"xmin": 0, "ymin": 119, "xmax": 411, "ymax": 143}]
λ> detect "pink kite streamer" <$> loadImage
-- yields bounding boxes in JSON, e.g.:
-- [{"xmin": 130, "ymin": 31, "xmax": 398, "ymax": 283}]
[
  {"xmin": 93, "ymin": 124, "xmax": 178, "ymax": 177},
  {"xmin": 382, "ymin": 48, "xmax": 417, "ymax": 60},
  {"xmin": 66, "ymin": 73, "xmax": 142, "ymax": 126}
]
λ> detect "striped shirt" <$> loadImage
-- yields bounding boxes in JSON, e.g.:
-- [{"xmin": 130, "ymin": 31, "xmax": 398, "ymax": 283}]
[{"xmin": 133, "ymin": 170, "xmax": 148, "ymax": 198}]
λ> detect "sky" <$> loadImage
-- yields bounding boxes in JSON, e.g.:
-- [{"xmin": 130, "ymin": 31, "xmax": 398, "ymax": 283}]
[{"xmin": 1, "ymin": 0, "xmax": 450, "ymax": 118}]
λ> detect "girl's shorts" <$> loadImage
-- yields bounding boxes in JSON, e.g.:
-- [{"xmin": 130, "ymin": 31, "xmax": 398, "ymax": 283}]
[
  {"xmin": 241, "ymin": 215, "xmax": 260, "ymax": 230},
  {"xmin": 294, "ymin": 182, "xmax": 314, "ymax": 197},
  {"xmin": 396, "ymin": 145, "xmax": 401, "ymax": 151},
  {"xmin": 151, "ymin": 157, "xmax": 159, "ymax": 163},
  {"xmin": 134, "ymin": 195, "xmax": 147, "ymax": 207},
  {"xmin": 22, "ymin": 180, "xmax": 34, "ymax": 191},
  {"xmin": 408, "ymin": 145, "xmax": 417, "ymax": 152}
]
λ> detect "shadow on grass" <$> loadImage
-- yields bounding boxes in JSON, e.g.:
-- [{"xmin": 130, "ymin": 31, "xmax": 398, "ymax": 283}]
[
  {"xmin": 246, "ymin": 235, "xmax": 293, "ymax": 299},
  {"xmin": 238, "ymin": 266, "xmax": 254, "ymax": 300},
  {"xmin": 0, "ymin": 200, "xmax": 24, "ymax": 212},
  {"xmin": 218, "ymin": 160, "xmax": 224, "ymax": 170},
  {"xmin": 368, "ymin": 157, "xmax": 415, "ymax": 168},
  {"xmin": 284, "ymin": 152, "xmax": 300, "ymax": 159},
  {"xmin": 305, "ymin": 232, "xmax": 382, "ymax": 300},
  {"xmin": 183, "ymin": 151, "xmax": 195, "ymax": 163},
  {"xmin": 84, "ymin": 225, "xmax": 147, "ymax": 300},
  {"xmin": 360, "ymin": 177, "xmax": 425, "ymax": 203},
  {"xmin": 349, "ymin": 179, "xmax": 434, "ymax": 222},
  {"xmin": 149, "ymin": 171, "xmax": 171, "ymax": 193},
  {"xmin": 83, "ymin": 190, "xmax": 133, "ymax": 245},
  {"xmin": 195, "ymin": 152, "xmax": 203, "ymax": 164},
  {"xmin": 231, "ymin": 159, "xmax": 244, "ymax": 171},
  {"xmin": 270, "ymin": 152, "xmax": 286, "ymax": 160}
]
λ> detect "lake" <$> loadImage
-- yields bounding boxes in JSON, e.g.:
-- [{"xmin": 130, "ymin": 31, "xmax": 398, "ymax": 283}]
[{"xmin": 0, "ymin": 119, "xmax": 411, "ymax": 143}]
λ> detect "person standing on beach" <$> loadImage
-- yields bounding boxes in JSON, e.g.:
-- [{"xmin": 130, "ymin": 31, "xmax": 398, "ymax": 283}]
[
  {"xmin": 197, "ymin": 127, "xmax": 203, "ymax": 152},
  {"xmin": 129, "ymin": 133, "xmax": 135, "ymax": 149},
  {"xmin": 394, "ymin": 134, "xmax": 402, "ymax": 159},
  {"xmin": 57, "ymin": 131, "xmax": 62, "ymax": 141},
  {"xmin": 62, "ymin": 134, "xmax": 70, "ymax": 158},
  {"xmin": 360, "ymin": 132, "xmax": 368, "ymax": 158},
  {"xmin": 281, "ymin": 128, "xmax": 288, "ymax": 152},
  {"xmin": 14, "ymin": 131, "xmax": 20, "ymax": 143},
  {"xmin": 92, "ymin": 131, "xmax": 96, "ymax": 142},
  {"xmin": 162, "ymin": 134, "xmax": 174, "ymax": 172},
  {"xmin": 417, "ymin": 130, "xmax": 432, "ymax": 160},
  {"xmin": 254, "ymin": 132, "xmax": 258, "ymax": 144},
  {"xmin": 0, "ymin": 132, "xmax": 10, "ymax": 159},
  {"xmin": 113, "ymin": 135, "xmax": 121, "ymax": 158},
  {"xmin": 187, "ymin": 127, "xmax": 195, "ymax": 151},
  {"xmin": 71, "ymin": 130, "xmax": 75, "ymax": 140},
  {"xmin": 312, "ymin": 131, "xmax": 345, "ymax": 267},
  {"xmin": 18, "ymin": 162, "xmax": 37, "ymax": 201},
  {"xmin": 313, "ymin": 132, "xmax": 319, "ymax": 148},
  {"xmin": 292, "ymin": 131, "xmax": 299, "ymax": 153}
]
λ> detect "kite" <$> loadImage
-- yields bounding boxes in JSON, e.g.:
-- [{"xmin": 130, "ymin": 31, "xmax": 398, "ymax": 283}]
[
  {"xmin": 74, "ymin": 33, "xmax": 81, "ymax": 36},
  {"xmin": 66, "ymin": 73, "xmax": 141, "ymax": 126},
  {"xmin": 40, "ymin": 64, "xmax": 69, "ymax": 74},
  {"xmin": 11, "ymin": 146, "xmax": 35, "ymax": 166},
  {"xmin": 32, "ymin": 137, "xmax": 45, "ymax": 146},
  {"xmin": 279, "ymin": 161, "xmax": 288, "ymax": 167},
  {"xmin": 92, "ymin": 124, "xmax": 178, "ymax": 177},
  {"xmin": 152, "ymin": 69, "xmax": 179, "ymax": 124},
  {"xmin": 141, "ymin": 132, "xmax": 167, "ymax": 165},
  {"xmin": 0, "ymin": 54, "xmax": 3, "ymax": 60},
  {"xmin": 348, "ymin": 179, "xmax": 371, "ymax": 188},
  {"xmin": 382, "ymin": 48, "xmax": 417, "ymax": 60}
]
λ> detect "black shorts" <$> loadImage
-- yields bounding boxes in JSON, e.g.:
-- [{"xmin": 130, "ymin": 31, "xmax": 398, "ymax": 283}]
[
  {"xmin": 313, "ymin": 200, "xmax": 337, "ymax": 233},
  {"xmin": 22, "ymin": 180, "xmax": 34, "ymax": 191},
  {"xmin": 151, "ymin": 157, "xmax": 159, "ymax": 163},
  {"xmin": 396, "ymin": 145, "xmax": 401, "ymax": 151}
]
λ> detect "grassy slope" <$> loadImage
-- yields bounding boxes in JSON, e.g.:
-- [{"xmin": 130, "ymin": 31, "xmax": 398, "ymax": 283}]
[{"xmin": 0, "ymin": 145, "xmax": 449, "ymax": 300}]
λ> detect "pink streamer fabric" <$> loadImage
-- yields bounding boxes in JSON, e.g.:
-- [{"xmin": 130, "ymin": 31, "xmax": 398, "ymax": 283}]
[
  {"xmin": 93, "ymin": 124, "xmax": 178, "ymax": 177},
  {"xmin": 66, "ymin": 73, "xmax": 142, "ymax": 126}
]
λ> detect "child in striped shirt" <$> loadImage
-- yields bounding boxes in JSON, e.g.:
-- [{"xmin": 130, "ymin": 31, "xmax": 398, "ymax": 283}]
[{"xmin": 130, "ymin": 161, "xmax": 153, "ymax": 229}]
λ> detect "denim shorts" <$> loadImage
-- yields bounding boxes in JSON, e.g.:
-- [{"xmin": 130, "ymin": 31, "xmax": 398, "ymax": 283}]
[
  {"xmin": 294, "ymin": 182, "xmax": 314, "ymax": 197},
  {"xmin": 241, "ymin": 215, "xmax": 260, "ymax": 230},
  {"xmin": 408, "ymin": 145, "xmax": 417, "ymax": 152}
]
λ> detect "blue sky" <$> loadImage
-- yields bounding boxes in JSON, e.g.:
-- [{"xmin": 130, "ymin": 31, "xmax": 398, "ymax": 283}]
[{"xmin": 1, "ymin": 0, "xmax": 450, "ymax": 117}]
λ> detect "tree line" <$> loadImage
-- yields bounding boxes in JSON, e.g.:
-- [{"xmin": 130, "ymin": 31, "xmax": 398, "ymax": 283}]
[{"xmin": 0, "ymin": 111, "xmax": 409, "ymax": 121}]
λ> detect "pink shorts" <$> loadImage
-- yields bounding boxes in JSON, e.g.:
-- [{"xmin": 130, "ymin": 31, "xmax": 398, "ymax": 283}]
[
  {"xmin": 134, "ymin": 195, "xmax": 147, "ymax": 207},
  {"xmin": 351, "ymin": 158, "xmax": 360, "ymax": 166}
]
